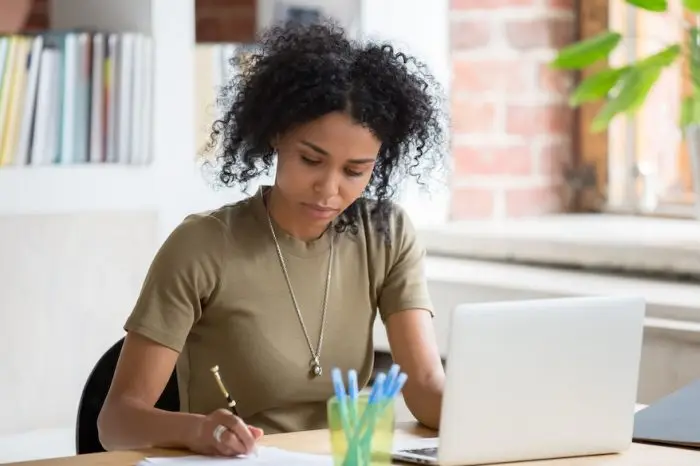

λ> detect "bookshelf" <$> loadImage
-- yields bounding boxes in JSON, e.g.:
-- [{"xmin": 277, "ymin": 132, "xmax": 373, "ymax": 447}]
[{"xmin": 0, "ymin": 0, "xmax": 204, "ymax": 240}]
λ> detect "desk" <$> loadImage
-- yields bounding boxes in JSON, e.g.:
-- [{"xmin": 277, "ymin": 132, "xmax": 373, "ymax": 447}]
[{"xmin": 6, "ymin": 420, "xmax": 700, "ymax": 466}]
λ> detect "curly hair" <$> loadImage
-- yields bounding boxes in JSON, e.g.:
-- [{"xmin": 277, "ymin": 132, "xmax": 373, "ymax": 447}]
[{"xmin": 203, "ymin": 19, "xmax": 447, "ymax": 238}]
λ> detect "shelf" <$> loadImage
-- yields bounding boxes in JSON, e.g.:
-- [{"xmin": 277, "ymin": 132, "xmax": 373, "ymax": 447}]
[{"xmin": 0, "ymin": 165, "xmax": 159, "ymax": 215}]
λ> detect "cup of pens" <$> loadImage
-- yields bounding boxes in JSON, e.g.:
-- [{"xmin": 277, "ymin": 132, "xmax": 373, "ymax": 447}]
[{"xmin": 328, "ymin": 365, "xmax": 407, "ymax": 466}]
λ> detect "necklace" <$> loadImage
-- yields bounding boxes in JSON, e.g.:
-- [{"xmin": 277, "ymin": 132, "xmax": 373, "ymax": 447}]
[{"xmin": 265, "ymin": 202, "xmax": 334, "ymax": 378}]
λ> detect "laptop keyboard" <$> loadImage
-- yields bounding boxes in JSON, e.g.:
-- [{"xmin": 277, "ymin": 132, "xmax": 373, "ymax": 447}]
[{"xmin": 402, "ymin": 447, "xmax": 438, "ymax": 458}]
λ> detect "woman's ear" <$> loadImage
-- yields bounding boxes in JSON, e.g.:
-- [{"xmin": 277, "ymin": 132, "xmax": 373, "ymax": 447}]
[{"xmin": 0, "ymin": 0, "xmax": 33, "ymax": 34}]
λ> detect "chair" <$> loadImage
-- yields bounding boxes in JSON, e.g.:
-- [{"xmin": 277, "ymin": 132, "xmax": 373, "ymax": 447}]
[{"xmin": 75, "ymin": 337, "xmax": 180, "ymax": 454}]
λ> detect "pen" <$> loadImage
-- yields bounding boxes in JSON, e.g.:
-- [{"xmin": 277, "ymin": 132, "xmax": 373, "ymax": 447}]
[
  {"xmin": 210, "ymin": 365, "xmax": 259, "ymax": 457},
  {"xmin": 210, "ymin": 365, "xmax": 239, "ymax": 416}
]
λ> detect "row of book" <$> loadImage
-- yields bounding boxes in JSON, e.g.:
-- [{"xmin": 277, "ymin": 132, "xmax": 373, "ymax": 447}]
[{"xmin": 0, "ymin": 30, "xmax": 153, "ymax": 168}]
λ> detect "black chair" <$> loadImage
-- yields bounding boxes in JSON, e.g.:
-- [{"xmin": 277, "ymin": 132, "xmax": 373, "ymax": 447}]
[{"xmin": 75, "ymin": 336, "xmax": 180, "ymax": 454}]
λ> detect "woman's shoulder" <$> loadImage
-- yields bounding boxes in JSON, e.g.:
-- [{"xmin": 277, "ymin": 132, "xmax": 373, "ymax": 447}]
[{"xmin": 170, "ymin": 196, "xmax": 258, "ymax": 246}]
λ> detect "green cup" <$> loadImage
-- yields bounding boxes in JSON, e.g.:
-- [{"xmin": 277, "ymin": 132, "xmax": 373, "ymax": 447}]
[{"xmin": 327, "ymin": 393, "xmax": 396, "ymax": 466}]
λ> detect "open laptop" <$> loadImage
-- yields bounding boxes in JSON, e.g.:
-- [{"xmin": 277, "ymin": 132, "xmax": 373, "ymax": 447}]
[{"xmin": 393, "ymin": 296, "xmax": 645, "ymax": 466}]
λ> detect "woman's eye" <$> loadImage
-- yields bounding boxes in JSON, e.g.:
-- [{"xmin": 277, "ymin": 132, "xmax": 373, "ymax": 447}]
[
  {"xmin": 345, "ymin": 169, "xmax": 363, "ymax": 177},
  {"xmin": 301, "ymin": 156, "xmax": 321, "ymax": 165}
]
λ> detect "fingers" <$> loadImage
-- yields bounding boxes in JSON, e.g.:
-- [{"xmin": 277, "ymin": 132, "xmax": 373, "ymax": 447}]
[
  {"xmin": 210, "ymin": 410, "xmax": 258, "ymax": 456},
  {"xmin": 248, "ymin": 425, "xmax": 264, "ymax": 440},
  {"xmin": 226, "ymin": 415, "xmax": 256, "ymax": 453},
  {"xmin": 215, "ymin": 427, "xmax": 246, "ymax": 456}
]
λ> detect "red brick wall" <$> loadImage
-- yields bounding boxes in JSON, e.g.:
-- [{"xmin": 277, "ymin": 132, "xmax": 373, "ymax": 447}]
[
  {"xmin": 449, "ymin": 0, "xmax": 576, "ymax": 220},
  {"xmin": 23, "ymin": 0, "xmax": 257, "ymax": 42}
]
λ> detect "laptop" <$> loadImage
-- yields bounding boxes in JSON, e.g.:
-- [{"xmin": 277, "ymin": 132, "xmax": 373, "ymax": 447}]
[{"xmin": 392, "ymin": 296, "xmax": 645, "ymax": 466}]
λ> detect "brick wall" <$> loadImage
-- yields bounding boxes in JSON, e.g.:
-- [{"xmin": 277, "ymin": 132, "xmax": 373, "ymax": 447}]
[
  {"xmin": 449, "ymin": 0, "xmax": 576, "ymax": 220},
  {"xmin": 23, "ymin": 0, "xmax": 257, "ymax": 42}
]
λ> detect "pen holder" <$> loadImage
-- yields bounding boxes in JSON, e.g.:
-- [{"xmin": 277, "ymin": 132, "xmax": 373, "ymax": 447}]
[{"xmin": 327, "ymin": 393, "xmax": 396, "ymax": 466}]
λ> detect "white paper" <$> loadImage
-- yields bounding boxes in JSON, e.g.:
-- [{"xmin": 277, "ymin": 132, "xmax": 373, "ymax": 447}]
[{"xmin": 138, "ymin": 446, "xmax": 333, "ymax": 465}]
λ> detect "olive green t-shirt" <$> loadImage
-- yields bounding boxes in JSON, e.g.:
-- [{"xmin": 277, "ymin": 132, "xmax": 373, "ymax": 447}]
[{"xmin": 124, "ymin": 186, "xmax": 433, "ymax": 434}]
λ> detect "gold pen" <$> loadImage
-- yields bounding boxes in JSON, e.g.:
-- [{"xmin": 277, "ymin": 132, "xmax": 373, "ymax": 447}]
[
  {"xmin": 210, "ymin": 365, "xmax": 239, "ymax": 416},
  {"xmin": 210, "ymin": 365, "xmax": 259, "ymax": 457}
]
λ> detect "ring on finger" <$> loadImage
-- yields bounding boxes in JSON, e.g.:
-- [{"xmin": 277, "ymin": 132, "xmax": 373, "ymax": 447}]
[{"xmin": 213, "ymin": 424, "xmax": 227, "ymax": 443}]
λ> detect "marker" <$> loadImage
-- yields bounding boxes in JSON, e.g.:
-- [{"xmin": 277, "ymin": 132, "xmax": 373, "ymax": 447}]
[
  {"xmin": 331, "ymin": 368, "xmax": 352, "ymax": 443},
  {"xmin": 347, "ymin": 369, "xmax": 359, "ymax": 426}
]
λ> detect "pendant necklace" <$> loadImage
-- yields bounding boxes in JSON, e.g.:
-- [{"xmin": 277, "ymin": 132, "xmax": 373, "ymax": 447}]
[{"xmin": 265, "ymin": 200, "xmax": 333, "ymax": 378}]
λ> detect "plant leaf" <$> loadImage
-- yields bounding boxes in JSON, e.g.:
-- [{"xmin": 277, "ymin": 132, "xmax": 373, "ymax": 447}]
[
  {"xmin": 550, "ymin": 32, "xmax": 623, "ymax": 70},
  {"xmin": 636, "ymin": 44, "xmax": 682, "ymax": 68},
  {"xmin": 681, "ymin": 95, "xmax": 700, "ymax": 126},
  {"xmin": 569, "ymin": 67, "xmax": 628, "ymax": 106},
  {"xmin": 591, "ymin": 65, "xmax": 663, "ymax": 132},
  {"xmin": 683, "ymin": 0, "xmax": 700, "ymax": 13},
  {"xmin": 625, "ymin": 0, "xmax": 668, "ymax": 11},
  {"xmin": 689, "ymin": 27, "xmax": 700, "ymax": 91}
]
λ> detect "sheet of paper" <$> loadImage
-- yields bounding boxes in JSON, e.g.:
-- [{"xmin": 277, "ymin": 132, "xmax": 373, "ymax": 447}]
[{"xmin": 138, "ymin": 446, "xmax": 333, "ymax": 465}]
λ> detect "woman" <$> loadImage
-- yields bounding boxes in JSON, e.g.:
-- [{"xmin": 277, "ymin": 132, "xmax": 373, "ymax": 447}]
[{"xmin": 98, "ymin": 20, "xmax": 447, "ymax": 457}]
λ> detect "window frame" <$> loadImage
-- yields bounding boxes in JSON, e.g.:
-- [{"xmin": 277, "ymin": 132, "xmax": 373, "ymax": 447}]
[{"xmin": 578, "ymin": 0, "xmax": 698, "ymax": 219}]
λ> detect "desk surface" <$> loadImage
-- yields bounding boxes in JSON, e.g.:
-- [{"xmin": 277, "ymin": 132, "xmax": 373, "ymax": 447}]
[{"xmin": 7, "ymin": 420, "xmax": 700, "ymax": 466}]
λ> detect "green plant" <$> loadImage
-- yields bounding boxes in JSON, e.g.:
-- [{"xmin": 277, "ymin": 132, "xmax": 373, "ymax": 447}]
[{"xmin": 550, "ymin": 0, "xmax": 700, "ymax": 132}]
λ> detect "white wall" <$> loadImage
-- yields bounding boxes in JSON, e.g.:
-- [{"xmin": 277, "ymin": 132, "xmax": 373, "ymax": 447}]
[
  {"xmin": 0, "ymin": 212, "xmax": 158, "ymax": 436},
  {"xmin": 359, "ymin": 0, "xmax": 451, "ymax": 227}
]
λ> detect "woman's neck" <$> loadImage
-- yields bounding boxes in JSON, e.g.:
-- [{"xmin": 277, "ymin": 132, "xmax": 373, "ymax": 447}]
[{"xmin": 265, "ymin": 187, "xmax": 330, "ymax": 242}]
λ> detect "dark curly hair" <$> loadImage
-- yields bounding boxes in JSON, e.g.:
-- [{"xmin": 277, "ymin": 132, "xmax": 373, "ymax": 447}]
[{"xmin": 203, "ymin": 19, "xmax": 447, "ymax": 238}]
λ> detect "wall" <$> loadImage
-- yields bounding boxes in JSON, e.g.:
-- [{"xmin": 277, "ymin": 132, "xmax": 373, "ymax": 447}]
[
  {"xmin": 0, "ymin": 213, "xmax": 158, "ymax": 435},
  {"xmin": 448, "ymin": 0, "xmax": 576, "ymax": 220}
]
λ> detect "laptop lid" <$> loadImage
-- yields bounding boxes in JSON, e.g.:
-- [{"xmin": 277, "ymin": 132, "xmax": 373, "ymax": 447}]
[{"xmin": 437, "ymin": 296, "xmax": 645, "ymax": 466}]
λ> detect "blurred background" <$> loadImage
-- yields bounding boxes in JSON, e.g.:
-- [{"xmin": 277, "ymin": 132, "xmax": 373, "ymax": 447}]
[{"xmin": 0, "ymin": 0, "xmax": 699, "ymax": 462}]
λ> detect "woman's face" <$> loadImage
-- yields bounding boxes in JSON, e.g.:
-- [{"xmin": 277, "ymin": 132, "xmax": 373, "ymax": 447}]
[{"xmin": 273, "ymin": 111, "xmax": 381, "ymax": 229}]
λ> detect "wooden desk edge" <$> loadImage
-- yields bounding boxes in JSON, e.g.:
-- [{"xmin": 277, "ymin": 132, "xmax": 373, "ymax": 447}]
[{"xmin": 11, "ymin": 405, "xmax": 700, "ymax": 466}]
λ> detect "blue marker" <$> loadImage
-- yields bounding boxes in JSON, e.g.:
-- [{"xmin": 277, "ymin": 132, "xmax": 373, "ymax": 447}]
[
  {"xmin": 347, "ymin": 369, "xmax": 359, "ymax": 427},
  {"xmin": 331, "ymin": 368, "xmax": 352, "ymax": 442},
  {"xmin": 383, "ymin": 364, "xmax": 401, "ymax": 397},
  {"xmin": 385, "ymin": 372, "xmax": 408, "ymax": 402},
  {"xmin": 351, "ymin": 372, "xmax": 386, "ymax": 438},
  {"xmin": 358, "ymin": 371, "xmax": 409, "ymax": 452}
]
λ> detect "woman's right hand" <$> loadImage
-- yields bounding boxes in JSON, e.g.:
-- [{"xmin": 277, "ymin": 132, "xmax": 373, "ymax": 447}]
[{"xmin": 188, "ymin": 409, "xmax": 264, "ymax": 457}]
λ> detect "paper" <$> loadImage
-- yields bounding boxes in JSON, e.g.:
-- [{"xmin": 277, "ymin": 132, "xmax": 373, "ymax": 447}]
[{"xmin": 138, "ymin": 446, "xmax": 333, "ymax": 465}]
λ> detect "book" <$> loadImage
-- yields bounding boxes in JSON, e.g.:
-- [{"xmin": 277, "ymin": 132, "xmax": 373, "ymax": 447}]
[{"xmin": 0, "ymin": 30, "xmax": 153, "ymax": 167}]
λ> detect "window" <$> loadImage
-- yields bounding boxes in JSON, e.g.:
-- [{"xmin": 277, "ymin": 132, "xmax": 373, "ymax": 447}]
[{"xmin": 581, "ymin": 0, "xmax": 699, "ymax": 218}]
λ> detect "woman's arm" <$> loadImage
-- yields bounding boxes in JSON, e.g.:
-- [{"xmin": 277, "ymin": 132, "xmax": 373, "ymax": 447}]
[
  {"xmin": 98, "ymin": 332, "xmax": 261, "ymax": 455},
  {"xmin": 385, "ymin": 309, "xmax": 445, "ymax": 430}
]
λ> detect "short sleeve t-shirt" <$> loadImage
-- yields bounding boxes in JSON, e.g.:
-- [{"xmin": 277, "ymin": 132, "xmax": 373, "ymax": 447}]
[{"xmin": 123, "ymin": 186, "xmax": 433, "ymax": 434}]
